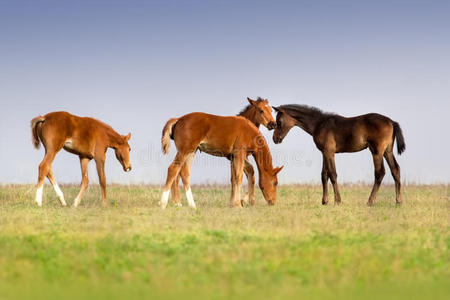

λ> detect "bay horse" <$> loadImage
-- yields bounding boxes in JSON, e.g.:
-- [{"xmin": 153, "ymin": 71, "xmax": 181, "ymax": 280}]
[
  {"xmin": 272, "ymin": 104, "xmax": 405, "ymax": 206},
  {"xmin": 160, "ymin": 112, "xmax": 283, "ymax": 208},
  {"xmin": 170, "ymin": 97, "xmax": 276, "ymax": 207},
  {"xmin": 31, "ymin": 111, "xmax": 132, "ymax": 207}
]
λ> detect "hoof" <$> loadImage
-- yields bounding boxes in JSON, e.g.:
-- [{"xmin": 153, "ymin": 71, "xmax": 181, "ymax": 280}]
[
  {"xmin": 174, "ymin": 202, "xmax": 182, "ymax": 207},
  {"xmin": 322, "ymin": 200, "xmax": 328, "ymax": 205},
  {"xmin": 367, "ymin": 201, "xmax": 374, "ymax": 207}
]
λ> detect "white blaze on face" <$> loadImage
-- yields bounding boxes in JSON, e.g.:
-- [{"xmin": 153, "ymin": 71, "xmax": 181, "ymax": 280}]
[
  {"xmin": 35, "ymin": 186, "xmax": 43, "ymax": 206},
  {"xmin": 185, "ymin": 188, "xmax": 196, "ymax": 208},
  {"xmin": 160, "ymin": 190, "xmax": 170, "ymax": 209}
]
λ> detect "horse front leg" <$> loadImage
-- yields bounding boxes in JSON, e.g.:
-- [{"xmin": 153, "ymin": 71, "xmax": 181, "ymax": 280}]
[
  {"xmin": 367, "ymin": 153, "xmax": 385, "ymax": 206},
  {"xmin": 324, "ymin": 152, "xmax": 342, "ymax": 205},
  {"xmin": 242, "ymin": 159, "xmax": 255, "ymax": 206},
  {"xmin": 230, "ymin": 154, "xmax": 244, "ymax": 207},
  {"xmin": 73, "ymin": 157, "xmax": 90, "ymax": 207},
  {"xmin": 95, "ymin": 157, "xmax": 107, "ymax": 207}
]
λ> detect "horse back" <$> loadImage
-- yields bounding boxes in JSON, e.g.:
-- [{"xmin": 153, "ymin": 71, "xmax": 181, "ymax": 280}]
[
  {"xmin": 316, "ymin": 113, "xmax": 394, "ymax": 153},
  {"xmin": 40, "ymin": 111, "xmax": 109, "ymax": 155},
  {"xmin": 172, "ymin": 112, "xmax": 260, "ymax": 153}
]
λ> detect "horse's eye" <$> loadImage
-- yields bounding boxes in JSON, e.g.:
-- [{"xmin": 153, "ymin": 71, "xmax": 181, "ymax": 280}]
[
  {"xmin": 259, "ymin": 110, "xmax": 264, "ymax": 113},
  {"xmin": 274, "ymin": 181, "xmax": 278, "ymax": 186}
]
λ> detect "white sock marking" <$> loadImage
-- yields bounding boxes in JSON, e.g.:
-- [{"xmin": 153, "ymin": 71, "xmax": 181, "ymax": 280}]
[
  {"xmin": 185, "ymin": 188, "xmax": 196, "ymax": 208},
  {"xmin": 160, "ymin": 190, "xmax": 170, "ymax": 209},
  {"xmin": 53, "ymin": 183, "xmax": 66, "ymax": 206},
  {"xmin": 35, "ymin": 186, "xmax": 43, "ymax": 206}
]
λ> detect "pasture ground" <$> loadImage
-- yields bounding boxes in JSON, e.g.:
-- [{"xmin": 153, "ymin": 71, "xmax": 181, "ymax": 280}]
[{"xmin": 0, "ymin": 184, "xmax": 448, "ymax": 300}]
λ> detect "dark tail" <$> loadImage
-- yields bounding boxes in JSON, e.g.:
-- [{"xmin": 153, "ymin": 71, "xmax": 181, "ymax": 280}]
[
  {"xmin": 393, "ymin": 121, "xmax": 405, "ymax": 155},
  {"xmin": 31, "ymin": 116, "xmax": 45, "ymax": 149}
]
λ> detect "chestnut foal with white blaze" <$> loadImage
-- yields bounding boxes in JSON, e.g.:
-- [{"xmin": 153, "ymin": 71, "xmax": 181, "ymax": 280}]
[
  {"xmin": 160, "ymin": 113, "xmax": 283, "ymax": 208},
  {"xmin": 31, "ymin": 111, "xmax": 132, "ymax": 207},
  {"xmin": 170, "ymin": 97, "xmax": 276, "ymax": 207}
]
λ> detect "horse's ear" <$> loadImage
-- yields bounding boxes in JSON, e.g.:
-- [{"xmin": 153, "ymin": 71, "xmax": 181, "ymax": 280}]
[
  {"xmin": 272, "ymin": 106, "xmax": 280, "ymax": 112},
  {"xmin": 273, "ymin": 166, "xmax": 284, "ymax": 175},
  {"xmin": 124, "ymin": 133, "xmax": 131, "ymax": 141},
  {"xmin": 247, "ymin": 97, "xmax": 256, "ymax": 106}
]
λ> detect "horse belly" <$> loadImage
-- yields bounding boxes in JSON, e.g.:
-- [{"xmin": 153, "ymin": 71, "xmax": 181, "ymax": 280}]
[
  {"xmin": 63, "ymin": 139, "xmax": 93, "ymax": 157},
  {"xmin": 198, "ymin": 143, "xmax": 228, "ymax": 157}
]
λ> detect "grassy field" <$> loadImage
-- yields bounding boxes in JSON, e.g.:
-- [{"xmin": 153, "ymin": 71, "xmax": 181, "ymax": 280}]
[{"xmin": 0, "ymin": 184, "xmax": 448, "ymax": 300}]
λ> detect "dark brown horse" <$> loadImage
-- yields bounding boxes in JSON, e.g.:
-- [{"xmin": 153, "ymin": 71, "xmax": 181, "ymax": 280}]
[
  {"xmin": 272, "ymin": 104, "xmax": 405, "ymax": 206},
  {"xmin": 160, "ymin": 112, "xmax": 283, "ymax": 208},
  {"xmin": 170, "ymin": 97, "xmax": 276, "ymax": 207},
  {"xmin": 31, "ymin": 111, "xmax": 132, "ymax": 207}
]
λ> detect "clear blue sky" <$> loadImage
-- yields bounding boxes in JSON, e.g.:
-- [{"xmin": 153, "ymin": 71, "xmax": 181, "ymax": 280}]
[{"xmin": 0, "ymin": 0, "xmax": 449, "ymax": 185}]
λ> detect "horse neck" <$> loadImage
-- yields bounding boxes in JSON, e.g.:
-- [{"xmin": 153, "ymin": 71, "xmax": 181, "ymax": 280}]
[
  {"xmin": 292, "ymin": 110, "xmax": 323, "ymax": 135},
  {"xmin": 238, "ymin": 107, "xmax": 260, "ymax": 128},
  {"xmin": 252, "ymin": 142, "xmax": 273, "ymax": 174},
  {"xmin": 104, "ymin": 126, "xmax": 122, "ymax": 148}
]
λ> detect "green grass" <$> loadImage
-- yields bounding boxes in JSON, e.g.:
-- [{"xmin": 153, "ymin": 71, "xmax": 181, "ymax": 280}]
[{"xmin": 0, "ymin": 184, "xmax": 448, "ymax": 299}]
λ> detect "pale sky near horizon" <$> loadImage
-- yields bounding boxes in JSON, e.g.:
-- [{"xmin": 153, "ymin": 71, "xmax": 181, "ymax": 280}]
[{"xmin": 0, "ymin": 0, "xmax": 449, "ymax": 185}]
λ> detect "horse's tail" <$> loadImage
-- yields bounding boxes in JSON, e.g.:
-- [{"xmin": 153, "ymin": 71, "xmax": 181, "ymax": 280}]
[
  {"xmin": 161, "ymin": 118, "xmax": 179, "ymax": 155},
  {"xmin": 393, "ymin": 121, "xmax": 406, "ymax": 155},
  {"xmin": 31, "ymin": 116, "xmax": 45, "ymax": 149}
]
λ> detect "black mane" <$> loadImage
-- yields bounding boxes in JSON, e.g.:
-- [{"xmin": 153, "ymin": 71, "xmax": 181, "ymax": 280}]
[{"xmin": 278, "ymin": 104, "xmax": 338, "ymax": 121}]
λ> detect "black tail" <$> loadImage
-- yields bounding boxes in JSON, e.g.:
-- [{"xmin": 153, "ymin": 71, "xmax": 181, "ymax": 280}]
[{"xmin": 393, "ymin": 122, "xmax": 405, "ymax": 155}]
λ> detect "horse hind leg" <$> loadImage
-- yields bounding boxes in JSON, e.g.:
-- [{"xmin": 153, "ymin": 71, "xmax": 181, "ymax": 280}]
[
  {"xmin": 384, "ymin": 151, "xmax": 402, "ymax": 205},
  {"xmin": 321, "ymin": 155, "xmax": 329, "ymax": 205},
  {"xmin": 47, "ymin": 169, "xmax": 66, "ymax": 206},
  {"xmin": 159, "ymin": 152, "xmax": 190, "ymax": 209},
  {"xmin": 180, "ymin": 153, "xmax": 196, "ymax": 208},
  {"xmin": 171, "ymin": 174, "xmax": 182, "ymax": 207},
  {"xmin": 35, "ymin": 151, "xmax": 58, "ymax": 206}
]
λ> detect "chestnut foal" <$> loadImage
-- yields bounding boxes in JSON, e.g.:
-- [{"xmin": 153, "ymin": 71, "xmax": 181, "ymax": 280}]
[
  {"xmin": 272, "ymin": 104, "xmax": 405, "ymax": 206},
  {"xmin": 160, "ymin": 113, "xmax": 283, "ymax": 208},
  {"xmin": 31, "ymin": 111, "xmax": 132, "ymax": 207},
  {"xmin": 170, "ymin": 97, "xmax": 276, "ymax": 207}
]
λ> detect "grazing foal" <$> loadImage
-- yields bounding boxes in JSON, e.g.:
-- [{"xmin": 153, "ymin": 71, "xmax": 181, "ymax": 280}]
[
  {"xmin": 170, "ymin": 97, "xmax": 276, "ymax": 207},
  {"xmin": 160, "ymin": 113, "xmax": 283, "ymax": 208},
  {"xmin": 31, "ymin": 111, "xmax": 132, "ymax": 207},
  {"xmin": 272, "ymin": 105, "xmax": 405, "ymax": 206}
]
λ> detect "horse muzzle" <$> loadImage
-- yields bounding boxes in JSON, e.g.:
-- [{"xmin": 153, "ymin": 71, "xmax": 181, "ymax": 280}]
[
  {"xmin": 267, "ymin": 122, "xmax": 276, "ymax": 130},
  {"xmin": 273, "ymin": 136, "xmax": 283, "ymax": 144},
  {"xmin": 124, "ymin": 166, "xmax": 132, "ymax": 172}
]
